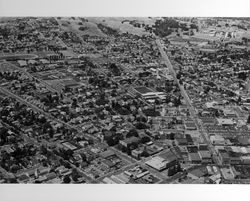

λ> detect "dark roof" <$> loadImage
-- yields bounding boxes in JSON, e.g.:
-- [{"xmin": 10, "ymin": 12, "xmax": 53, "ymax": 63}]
[
  {"xmin": 189, "ymin": 167, "xmax": 207, "ymax": 177},
  {"xmin": 159, "ymin": 150, "xmax": 178, "ymax": 162},
  {"xmin": 99, "ymin": 150, "xmax": 115, "ymax": 159}
]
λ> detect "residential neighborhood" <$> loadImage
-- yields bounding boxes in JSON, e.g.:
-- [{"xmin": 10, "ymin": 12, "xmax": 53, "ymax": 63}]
[{"xmin": 1, "ymin": 17, "xmax": 250, "ymax": 184}]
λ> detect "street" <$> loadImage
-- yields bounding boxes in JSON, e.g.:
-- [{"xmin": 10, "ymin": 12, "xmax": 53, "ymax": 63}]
[{"xmin": 155, "ymin": 38, "xmax": 222, "ymax": 167}]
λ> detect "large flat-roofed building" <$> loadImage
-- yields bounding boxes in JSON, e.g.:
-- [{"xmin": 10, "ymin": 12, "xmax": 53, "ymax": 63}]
[
  {"xmin": 198, "ymin": 150, "xmax": 212, "ymax": 163},
  {"xmin": 145, "ymin": 156, "xmax": 168, "ymax": 171},
  {"xmin": 130, "ymin": 86, "xmax": 166, "ymax": 101},
  {"xmin": 210, "ymin": 135, "xmax": 226, "ymax": 145},
  {"xmin": 189, "ymin": 152, "xmax": 202, "ymax": 164},
  {"xmin": 216, "ymin": 118, "xmax": 234, "ymax": 126},
  {"xmin": 62, "ymin": 141, "xmax": 77, "ymax": 151},
  {"xmin": 134, "ymin": 86, "xmax": 154, "ymax": 94},
  {"xmin": 218, "ymin": 149, "xmax": 230, "ymax": 164},
  {"xmin": 141, "ymin": 92, "xmax": 166, "ymax": 101},
  {"xmin": 146, "ymin": 150, "xmax": 178, "ymax": 171}
]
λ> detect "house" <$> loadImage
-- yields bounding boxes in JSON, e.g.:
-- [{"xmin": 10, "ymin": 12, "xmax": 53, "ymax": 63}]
[
  {"xmin": 209, "ymin": 173, "xmax": 221, "ymax": 184},
  {"xmin": 206, "ymin": 166, "xmax": 214, "ymax": 175},
  {"xmin": 55, "ymin": 166, "xmax": 71, "ymax": 176},
  {"xmin": 131, "ymin": 148, "xmax": 144, "ymax": 159}
]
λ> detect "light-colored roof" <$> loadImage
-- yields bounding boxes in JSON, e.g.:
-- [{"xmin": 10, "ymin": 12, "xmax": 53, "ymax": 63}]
[
  {"xmin": 217, "ymin": 118, "xmax": 234, "ymax": 125},
  {"xmin": 145, "ymin": 156, "xmax": 166, "ymax": 170},
  {"xmin": 17, "ymin": 60, "xmax": 27, "ymax": 66}
]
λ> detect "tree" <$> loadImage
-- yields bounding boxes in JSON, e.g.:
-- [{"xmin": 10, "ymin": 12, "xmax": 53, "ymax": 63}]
[
  {"xmin": 141, "ymin": 136, "xmax": 151, "ymax": 144},
  {"xmin": 190, "ymin": 23, "xmax": 198, "ymax": 30},
  {"xmin": 80, "ymin": 153, "xmax": 87, "ymax": 161},
  {"xmin": 63, "ymin": 175, "xmax": 71, "ymax": 183},
  {"xmin": 141, "ymin": 146, "xmax": 149, "ymax": 157},
  {"xmin": 71, "ymin": 168, "xmax": 80, "ymax": 182},
  {"xmin": 109, "ymin": 63, "xmax": 121, "ymax": 76},
  {"xmin": 126, "ymin": 129, "xmax": 139, "ymax": 138},
  {"xmin": 135, "ymin": 122, "xmax": 149, "ymax": 130},
  {"xmin": 40, "ymin": 145, "xmax": 48, "ymax": 156},
  {"xmin": 0, "ymin": 127, "xmax": 8, "ymax": 145},
  {"xmin": 169, "ymin": 133, "xmax": 175, "ymax": 140}
]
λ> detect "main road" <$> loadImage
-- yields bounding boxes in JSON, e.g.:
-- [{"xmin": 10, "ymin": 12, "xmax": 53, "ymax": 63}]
[{"xmin": 155, "ymin": 38, "xmax": 222, "ymax": 167}]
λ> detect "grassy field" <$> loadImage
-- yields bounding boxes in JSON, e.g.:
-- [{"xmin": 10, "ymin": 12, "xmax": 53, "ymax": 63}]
[
  {"xmin": 56, "ymin": 17, "xmax": 106, "ymax": 37},
  {"xmin": 87, "ymin": 17, "xmax": 156, "ymax": 36},
  {"xmin": 56, "ymin": 17, "xmax": 157, "ymax": 37}
]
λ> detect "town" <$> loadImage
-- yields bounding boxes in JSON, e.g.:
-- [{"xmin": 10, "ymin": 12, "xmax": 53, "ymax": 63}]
[{"xmin": 1, "ymin": 17, "xmax": 250, "ymax": 184}]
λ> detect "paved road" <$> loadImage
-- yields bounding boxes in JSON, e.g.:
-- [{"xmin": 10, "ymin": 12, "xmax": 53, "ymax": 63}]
[{"xmin": 155, "ymin": 39, "xmax": 222, "ymax": 168}]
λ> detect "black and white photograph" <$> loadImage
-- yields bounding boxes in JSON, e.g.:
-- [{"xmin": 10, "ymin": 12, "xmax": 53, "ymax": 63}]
[{"xmin": 0, "ymin": 0, "xmax": 249, "ymax": 200}]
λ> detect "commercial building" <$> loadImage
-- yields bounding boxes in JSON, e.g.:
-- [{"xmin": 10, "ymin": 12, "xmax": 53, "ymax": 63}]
[
  {"xmin": 198, "ymin": 150, "xmax": 212, "ymax": 163},
  {"xmin": 145, "ymin": 156, "xmax": 168, "ymax": 171},
  {"xmin": 188, "ymin": 153, "xmax": 202, "ymax": 164}
]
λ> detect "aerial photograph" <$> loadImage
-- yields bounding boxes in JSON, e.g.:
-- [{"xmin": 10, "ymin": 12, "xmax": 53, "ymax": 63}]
[{"xmin": 1, "ymin": 17, "xmax": 250, "ymax": 184}]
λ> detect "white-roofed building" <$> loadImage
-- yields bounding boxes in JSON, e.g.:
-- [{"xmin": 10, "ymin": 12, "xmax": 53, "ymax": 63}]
[
  {"xmin": 217, "ymin": 118, "xmax": 234, "ymax": 126},
  {"xmin": 210, "ymin": 135, "xmax": 226, "ymax": 145},
  {"xmin": 145, "ymin": 156, "xmax": 167, "ymax": 171},
  {"xmin": 103, "ymin": 177, "xmax": 116, "ymax": 184}
]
